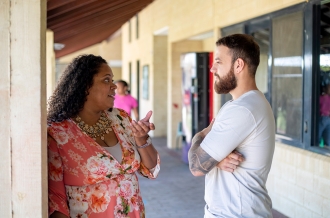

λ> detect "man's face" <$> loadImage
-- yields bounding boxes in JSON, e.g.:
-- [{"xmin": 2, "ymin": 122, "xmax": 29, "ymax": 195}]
[{"xmin": 210, "ymin": 45, "xmax": 237, "ymax": 94}]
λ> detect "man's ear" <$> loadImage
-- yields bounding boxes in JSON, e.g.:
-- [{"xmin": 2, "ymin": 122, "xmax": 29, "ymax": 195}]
[{"xmin": 234, "ymin": 58, "xmax": 245, "ymax": 74}]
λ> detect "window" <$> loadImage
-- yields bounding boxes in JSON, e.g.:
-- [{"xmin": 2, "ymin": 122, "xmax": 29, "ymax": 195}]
[
  {"xmin": 272, "ymin": 12, "xmax": 303, "ymax": 144},
  {"xmin": 221, "ymin": 2, "xmax": 330, "ymax": 155},
  {"xmin": 136, "ymin": 15, "xmax": 139, "ymax": 39},
  {"xmin": 315, "ymin": 1, "xmax": 330, "ymax": 154}
]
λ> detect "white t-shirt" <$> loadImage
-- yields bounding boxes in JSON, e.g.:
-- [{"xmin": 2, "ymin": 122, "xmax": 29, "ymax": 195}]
[{"xmin": 201, "ymin": 90, "xmax": 275, "ymax": 218}]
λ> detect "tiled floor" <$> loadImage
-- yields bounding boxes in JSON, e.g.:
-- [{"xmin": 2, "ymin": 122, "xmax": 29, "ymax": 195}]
[{"xmin": 138, "ymin": 137, "xmax": 288, "ymax": 218}]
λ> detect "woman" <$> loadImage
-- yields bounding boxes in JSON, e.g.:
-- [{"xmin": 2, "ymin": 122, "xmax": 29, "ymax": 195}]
[
  {"xmin": 47, "ymin": 54, "xmax": 160, "ymax": 218},
  {"xmin": 114, "ymin": 80, "xmax": 139, "ymax": 120}
]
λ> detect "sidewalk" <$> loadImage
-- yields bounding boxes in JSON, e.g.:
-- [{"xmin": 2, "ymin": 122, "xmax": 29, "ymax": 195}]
[{"xmin": 138, "ymin": 137, "xmax": 288, "ymax": 218}]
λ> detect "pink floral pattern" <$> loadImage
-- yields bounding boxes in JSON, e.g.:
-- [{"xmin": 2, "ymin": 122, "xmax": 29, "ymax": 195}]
[{"xmin": 48, "ymin": 108, "xmax": 160, "ymax": 218}]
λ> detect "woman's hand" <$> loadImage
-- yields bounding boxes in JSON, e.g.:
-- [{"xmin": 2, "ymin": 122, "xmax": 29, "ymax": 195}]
[
  {"xmin": 131, "ymin": 111, "xmax": 155, "ymax": 143},
  {"xmin": 217, "ymin": 151, "xmax": 244, "ymax": 172}
]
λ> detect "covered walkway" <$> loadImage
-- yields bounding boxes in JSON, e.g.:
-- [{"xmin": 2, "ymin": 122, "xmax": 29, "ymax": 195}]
[{"xmin": 139, "ymin": 137, "xmax": 287, "ymax": 218}]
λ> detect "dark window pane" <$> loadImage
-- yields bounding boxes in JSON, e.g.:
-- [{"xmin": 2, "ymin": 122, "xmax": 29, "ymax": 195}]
[
  {"xmin": 318, "ymin": 2, "xmax": 330, "ymax": 149},
  {"xmin": 272, "ymin": 12, "xmax": 303, "ymax": 141},
  {"xmin": 252, "ymin": 29, "xmax": 270, "ymax": 98}
]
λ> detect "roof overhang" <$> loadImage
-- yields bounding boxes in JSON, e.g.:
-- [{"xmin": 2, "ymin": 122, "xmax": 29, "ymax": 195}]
[{"xmin": 47, "ymin": 0, "xmax": 153, "ymax": 58}]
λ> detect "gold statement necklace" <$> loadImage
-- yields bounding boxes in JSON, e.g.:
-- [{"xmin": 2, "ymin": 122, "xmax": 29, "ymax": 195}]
[{"xmin": 75, "ymin": 112, "xmax": 112, "ymax": 141}]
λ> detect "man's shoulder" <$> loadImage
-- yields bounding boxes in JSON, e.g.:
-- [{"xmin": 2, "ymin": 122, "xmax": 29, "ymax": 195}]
[
  {"xmin": 220, "ymin": 102, "xmax": 254, "ymax": 118},
  {"xmin": 235, "ymin": 91, "xmax": 271, "ymax": 112}
]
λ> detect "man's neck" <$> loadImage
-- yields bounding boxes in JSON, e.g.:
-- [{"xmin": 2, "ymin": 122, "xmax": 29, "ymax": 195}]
[{"xmin": 230, "ymin": 81, "xmax": 258, "ymax": 100}]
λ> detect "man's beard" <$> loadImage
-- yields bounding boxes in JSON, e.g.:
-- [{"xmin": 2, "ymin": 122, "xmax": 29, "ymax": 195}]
[{"xmin": 214, "ymin": 65, "xmax": 237, "ymax": 94}]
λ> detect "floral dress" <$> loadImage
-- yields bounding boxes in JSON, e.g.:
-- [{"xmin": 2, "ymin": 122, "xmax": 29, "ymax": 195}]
[{"xmin": 48, "ymin": 108, "xmax": 160, "ymax": 218}]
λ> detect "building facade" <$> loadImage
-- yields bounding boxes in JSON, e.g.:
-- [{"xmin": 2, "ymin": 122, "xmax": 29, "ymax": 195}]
[
  {"xmin": 118, "ymin": 0, "xmax": 330, "ymax": 217},
  {"xmin": 53, "ymin": 0, "xmax": 330, "ymax": 217}
]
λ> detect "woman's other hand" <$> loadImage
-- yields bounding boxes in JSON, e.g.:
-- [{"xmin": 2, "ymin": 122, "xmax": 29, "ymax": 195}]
[
  {"xmin": 217, "ymin": 151, "xmax": 244, "ymax": 172},
  {"xmin": 131, "ymin": 111, "xmax": 155, "ymax": 141}
]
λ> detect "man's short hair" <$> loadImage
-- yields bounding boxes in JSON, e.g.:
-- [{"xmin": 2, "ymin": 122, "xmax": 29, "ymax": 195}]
[{"xmin": 216, "ymin": 34, "xmax": 260, "ymax": 77}]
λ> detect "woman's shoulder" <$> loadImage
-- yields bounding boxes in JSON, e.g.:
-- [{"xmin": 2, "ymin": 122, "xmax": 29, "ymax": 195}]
[
  {"xmin": 106, "ymin": 108, "xmax": 131, "ymax": 122},
  {"xmin": 47, "ymin": 119, "xmax": 72, "ymax": 132}
]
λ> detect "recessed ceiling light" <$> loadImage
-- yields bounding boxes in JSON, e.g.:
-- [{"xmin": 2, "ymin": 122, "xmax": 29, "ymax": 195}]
[{"xmin": 54, "ymin": 43, "xmax": 65, "ymax": 50}]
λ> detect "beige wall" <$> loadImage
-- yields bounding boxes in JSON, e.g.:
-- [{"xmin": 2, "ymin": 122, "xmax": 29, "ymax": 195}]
[
  {"xmin": 121, "ymin": 14, "xmax": 155, "ymax": 131},
  {"xmin": 267, "ymin": 144, "xmax": 330, "ymax": 217},
  {"xmin": 46, "ymin": 29, "xmax": 55, "ymax": 102},
  {"xmin": 57, "ymin": 33, "xmax": 122, "ymax": 81},
  {"xmin": 58, "ymin": 43, "xmax": 100, "ymax": 63},
  {"xmin": 119, "ymin": 0, "xmax": 330, "ymax": 217}
]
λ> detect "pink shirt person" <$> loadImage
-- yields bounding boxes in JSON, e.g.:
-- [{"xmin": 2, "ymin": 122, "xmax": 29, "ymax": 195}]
[
  {"xmin": 318, "ymin": 84, "xmax": 330, "ymax": 146},
  {"xmin": 114, "ymin": 80, "xmax": 139, "ymax": 119},
  {"xmin": 114, "ymin": 93, "xmax": 138, "ymax": 116},
  {"xmin": 320, "ymin": 94, "xmax": 330, "ymax": 116}
]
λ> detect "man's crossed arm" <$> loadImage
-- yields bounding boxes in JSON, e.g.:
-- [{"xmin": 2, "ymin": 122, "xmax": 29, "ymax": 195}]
[{"xmin": 188, "ymin": 119, "xmax": 244, "ymax": 177}]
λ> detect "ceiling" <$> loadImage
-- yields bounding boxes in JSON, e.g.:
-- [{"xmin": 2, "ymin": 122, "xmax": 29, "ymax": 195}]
[{"xmin": 47, "ymin": 0, "xmax": 154, "ymax": 58}]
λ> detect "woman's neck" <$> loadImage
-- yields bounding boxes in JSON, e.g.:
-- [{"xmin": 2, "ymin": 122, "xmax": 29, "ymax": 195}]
[{"xmin": 76, "ymin": 108, "xmax": 103, "ymax": 125}]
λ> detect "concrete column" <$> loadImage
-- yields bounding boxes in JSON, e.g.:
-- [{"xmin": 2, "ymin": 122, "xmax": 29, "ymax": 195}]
[
  {"xmin": 47, "ymin": 29, "xmax": 56, "ymax": 102},
  {"xmin": 0, "ymin": 1, "xmax": 12, "ymax": 216},
  {"xmin": 0, "ymin": 0, "xmax": 47, "ymax": 217}
]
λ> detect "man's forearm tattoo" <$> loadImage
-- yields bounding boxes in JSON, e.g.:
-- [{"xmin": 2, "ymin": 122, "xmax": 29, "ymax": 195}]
[{"xmin": 188, "ymin": 133, "xmax": 218, "ymax": 176}]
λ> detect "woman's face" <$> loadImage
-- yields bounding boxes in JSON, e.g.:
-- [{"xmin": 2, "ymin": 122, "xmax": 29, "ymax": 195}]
[
  {"xmin": 115, "ymin": 82, "xmax": 127, "ymax": 95},
  {"xmin": 85, "ymin": 63, "xmax": 117, "ymax": 111}
]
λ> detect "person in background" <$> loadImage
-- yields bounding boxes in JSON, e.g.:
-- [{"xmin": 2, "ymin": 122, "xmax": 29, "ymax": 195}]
[
  {"xmin": 319, "ymin": 83, "xmax": 330, "ymax": 147},
  {"xmin": 114, "ymin": 80, "xmax": 139, "ymax": 120},
  {"xmin": 47, "ymin": 54, "xmax": 160, "ymax": 218},
  {"xmin": 188, "ymin": 34, "xmax": 275, "ymax": 218}
]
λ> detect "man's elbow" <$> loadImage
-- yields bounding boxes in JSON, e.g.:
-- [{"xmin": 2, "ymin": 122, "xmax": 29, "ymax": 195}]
[{"xmin": 189, "ymin": 167, "xmax": 205, "ymax": 177}]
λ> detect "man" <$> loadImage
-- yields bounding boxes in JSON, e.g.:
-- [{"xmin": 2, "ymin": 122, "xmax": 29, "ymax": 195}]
[{"xmin": 188, "ymin": 34, "xmax": 275, "ymax": 218}]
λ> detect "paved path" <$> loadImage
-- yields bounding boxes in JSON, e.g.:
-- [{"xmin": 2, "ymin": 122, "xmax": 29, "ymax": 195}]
[{"xmin": 138, "ymin": 137, "xmax": 287, "ymax": 218}]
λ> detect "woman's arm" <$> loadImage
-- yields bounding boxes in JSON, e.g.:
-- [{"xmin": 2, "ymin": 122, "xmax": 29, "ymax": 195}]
[
  {"xmin": 135, "ymin": 135, "xmax": 158, "ymax": 169},
  {"xmin": 130, "ymin": 111, "xmax": 158, "ymax": 169}
]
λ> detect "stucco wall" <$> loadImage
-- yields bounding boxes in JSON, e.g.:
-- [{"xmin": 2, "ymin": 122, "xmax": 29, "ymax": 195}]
[{"xmin": 57, "ymin": 33, "xmax": 122, "ymax": 81}]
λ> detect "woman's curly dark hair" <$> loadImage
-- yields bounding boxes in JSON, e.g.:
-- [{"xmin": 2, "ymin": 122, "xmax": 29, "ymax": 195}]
[{"xmin": 47, "ymin": 54, "xmax": 107, "ymax": 123}]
